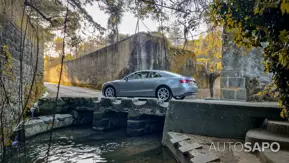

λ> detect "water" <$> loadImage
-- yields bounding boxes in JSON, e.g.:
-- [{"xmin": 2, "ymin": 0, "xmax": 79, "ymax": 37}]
[{"xmin": 4, "ymin": 126, "xmax": 176, "ymax": 163}]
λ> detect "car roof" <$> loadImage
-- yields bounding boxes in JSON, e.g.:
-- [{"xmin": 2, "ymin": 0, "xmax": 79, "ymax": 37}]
[
  {"xmin": 133, "ymin": 70, "xmax": 167, "ymax": 73},
  {"xmin": 132, "ymin": 70, "xmax": 182, "ymax": 77}
]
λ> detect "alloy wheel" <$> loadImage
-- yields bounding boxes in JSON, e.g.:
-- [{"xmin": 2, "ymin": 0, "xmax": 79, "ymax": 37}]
[
  {"xmin": 157, "ymin": 87, "xmax": 170, "ymax": 101},
  {"xmin": 105, "ymin": 87, "xmax": 115, "ymax": 97}
]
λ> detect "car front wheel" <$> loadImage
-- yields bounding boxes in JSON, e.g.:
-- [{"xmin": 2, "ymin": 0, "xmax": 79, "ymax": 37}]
[
  {"xmin": 156, "ymin": 86, "xmax": 172, "ymax": 102},
  {"xmin": 104, "ymin": 86, "xmax": 116, "ymax": 97}
]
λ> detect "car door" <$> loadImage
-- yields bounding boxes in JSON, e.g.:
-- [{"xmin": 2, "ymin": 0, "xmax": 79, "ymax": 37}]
[
  {"xmin": 142, "ymin": 71, "xmax": 163, "ymax": 96},
  {"xmin": 135, "ymin": 71, "xmax": 154, "ymax": 97},
  {"xmin": 118, "ymin": 71, "xmax": 149, "ymax": 97}
]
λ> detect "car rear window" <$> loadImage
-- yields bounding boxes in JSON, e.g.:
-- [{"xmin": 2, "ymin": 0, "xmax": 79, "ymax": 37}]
[{"xmin": 161, "ymin": 71, "xmax": 183, "ymax": 77}]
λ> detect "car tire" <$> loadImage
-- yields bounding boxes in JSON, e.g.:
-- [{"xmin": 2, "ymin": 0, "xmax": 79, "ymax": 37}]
[
  {"xmin": 104, "ymin": 86, "xmax": 116, "ymax": 97},
  {"xmin": 156, "ymin": 86, "xmax": 172, "ymax": 102},
  {"xmin": 174, "ymin": 96, "xmax": 185, "ymax": 100}
]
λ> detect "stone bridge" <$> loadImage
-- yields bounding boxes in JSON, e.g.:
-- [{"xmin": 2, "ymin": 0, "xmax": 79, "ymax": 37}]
[
  {"xmin": 16, "ymin": 96, "xmax": 280, "ymax": 142},
  {"xmin": 36, "ymin": 97, "xmax": 168, "ymax": 116},
  {"xmin": 19, "ymin": 97, "xmax": 168, "ymax": 138}
]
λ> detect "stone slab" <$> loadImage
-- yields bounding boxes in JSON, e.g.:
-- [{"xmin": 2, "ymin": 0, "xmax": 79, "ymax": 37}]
[
  {"xmin": 167, "ymin": 131, "xmax": 179, "ymax": 138},
  {"xmin": 170, "ymin": 135, "xmax": 190, "ymax": 145},
  {"xmin": 246, "ymin": 129, "xmax": 289, "ymax": 149},
  {"xmin": 258, "ymin": 149, "xmax": 289, "ymax": 163},
  {"xmin": 15, "ymin": 114, "xmax": 74, "ymax": 138},
  {"xmin": 163, "ymin": 131, "xmax": 261, "ymax": 163},
  {"xmin": 178, "ymin": 142, "xmax": 202, "ymax": 154},
  {"xmin": 127, "ymin": 128, "xmax": 145, "ymax": 137},
  {"xmin": 190, "ymin": 153, "xmax": 219, "ymax": 163},
  {"xmin": 267, "ymin": 120, "xmax": 289, "ymax": 136}
]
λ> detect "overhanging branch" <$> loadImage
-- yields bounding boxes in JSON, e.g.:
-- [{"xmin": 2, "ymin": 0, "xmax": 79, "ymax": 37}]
[
  {"xmin": 68, "ymin": 0, "xmax": 106, "ymax": 31},
  {"xmin": 24, "ymin": 1, "xmax": 54, "ymax": 25}
]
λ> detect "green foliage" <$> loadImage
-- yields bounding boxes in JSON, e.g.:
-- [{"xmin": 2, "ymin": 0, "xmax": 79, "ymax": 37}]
[
  {"xmin": 64, "ymin": 54, "xmax": 76, "ymax": 61},
  {"xmin": 0, "ymin": 45, "xmax": 15, "ymax": 80},
  {"xmin": 184, "ymin": 28, "xmax": 222, "ymax": 60},
  {"xmin": 104, "ymin": 0, "xmax": 124, "ymax": 43},
  {"xmin": 24, "ymin": 76, "xmax": 45, "ymax": 117},
  {"xmin": 209, "ymin": 0, "xmax": 289, "ymax": 118}
]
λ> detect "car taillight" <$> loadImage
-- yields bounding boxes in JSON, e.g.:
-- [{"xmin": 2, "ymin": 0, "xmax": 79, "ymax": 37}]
[{"xmin": 179, "ymin": 79, "xmax": 191, "ymax": 83}]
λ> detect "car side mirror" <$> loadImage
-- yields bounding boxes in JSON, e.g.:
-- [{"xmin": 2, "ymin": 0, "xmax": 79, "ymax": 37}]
[{"xmin": 124, "ymin": 77, "xmax": 128, "ymax": 81}]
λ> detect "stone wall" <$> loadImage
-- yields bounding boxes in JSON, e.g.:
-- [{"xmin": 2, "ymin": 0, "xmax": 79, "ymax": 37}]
[
  {"xmin": 44, "ymin": 32, "xmax": 170, "ymax": 89},
  {"xmin": 0, "ymin": 0, "xmax": 44, "ymax": 145},
  {"xmin": 220, "ymin": 29, "xmax": 272, "ymax": 101}
]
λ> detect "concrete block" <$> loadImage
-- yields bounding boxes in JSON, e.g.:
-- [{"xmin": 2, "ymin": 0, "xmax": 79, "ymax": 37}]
[
  {"xmin": 105, "ymin": 111, "xmax": 127, "ymax": 118},
  {"xmin": 73, "ymin": 111, "xmax": 93, "ymax": 124},
  {"xmin": 221, "ymin": 89, "xmax": 236, "ymax": 99},
  {"xmin": 127, "ymin": 113, "xmax": 143, "ymax": 120},
  {"xmin": 267, "ymin": 121, "xmax": 289, "ymax": 136},
  {"xmin": 118, "ymin": 98, "xmax": 137, "ymax": 110},
  {"xmin": 127, "ymin": 128, "xmax": 145, "ymax": 137},
  {"xmin": 15, "ymin": 114, "xmax": 74, "ymax": 138},
  {"xmin": 93, "ymin": 111, "xmax": 106, "ymax": 120},
  {"xmin": 144, "ymin": 125, "xmax": 152, "ymax": 134},
  {"xmin": 36, "ymin": 98, "xmax": 67, "ymax": 115},
  {"xmin": 100, "ymin": 97, "xmax": 116, "ymax": 108},
  {"xmin": 190, "ymin": 153, "xmax": 219, "ymax": 163},
  {"xmin": 163, "ymin": 100, "xmax": 280, "ymax": 139},
  {"xmin": 167, "ymin": 131, "xmax": 178, "ymax": 138},
  {"xmin": 258, "ymin": 149, "xmax": 289, "ymax": 163},
  {"xmin": 127, "ymin": 120, "xmax": 147, "ymax": 129},
  {"xmin": 92, "ymin": 127, "xmax": 106, "ymax": 131},
  {"xmin": 108, "ymin": 117, "xmax": 127, "ymax": 129},
  {"xmin": 236, "ymin": 89, "xmax": 247, "ymax": 100},
  {"xmin": 178, "ymin": 142, "xmax": 202, "ymax": 154},
  {"xmin": 134, "ymin": 99, "xmax": 168, "ymax": 116},
  {"xmin": 229, "ymin": 77, "xmax": 245, "ymax": 88},
  {"xmin": 170, "ymin": 135, "xmax": 190, "ymax": 145},
  {"xmin": 150, "ymin": 123, "xmax": 164, "ymax": 132},
  {"xmin": 92, "ymin": 118, "xmax": 109, "ymax": 129},
  {"xmin": 246, "ymin": 129, "xmax": 289, "ymax": 149}
]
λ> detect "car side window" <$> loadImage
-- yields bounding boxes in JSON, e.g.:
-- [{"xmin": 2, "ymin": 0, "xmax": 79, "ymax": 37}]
[
  {"xmin": 127, "ymin": 72, "xmax": 149, "ymax": 80},
  {"xmin": 149, "ymin": 72, "xmax": 162, "ymax": 78}
]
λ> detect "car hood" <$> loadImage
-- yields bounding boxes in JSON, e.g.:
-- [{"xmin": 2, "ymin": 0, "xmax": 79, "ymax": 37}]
[{"xmin": 104, "ymin": 79, "xmax": 122, "ymax": 84}]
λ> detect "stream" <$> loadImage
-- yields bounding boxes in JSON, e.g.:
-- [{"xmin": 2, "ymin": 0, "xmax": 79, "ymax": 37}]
[{"xmin": 4, "ymin": 125, "xmax": 177, "ymax": 163}]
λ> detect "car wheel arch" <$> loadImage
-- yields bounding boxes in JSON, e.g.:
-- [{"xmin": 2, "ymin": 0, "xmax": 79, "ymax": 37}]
[
  {"xmin": 103, "ymin": 85, "xmax": 116, "ymax": 96},
  {"xmin": 155, "ymin": 85, "xmax": 172, "ymax": 97}
]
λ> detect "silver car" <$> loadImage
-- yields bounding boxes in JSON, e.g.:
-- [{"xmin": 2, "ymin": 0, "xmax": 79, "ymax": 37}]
[{"xmin": 102, "ymin": 70, "xmax": 198, "ymax": 101}]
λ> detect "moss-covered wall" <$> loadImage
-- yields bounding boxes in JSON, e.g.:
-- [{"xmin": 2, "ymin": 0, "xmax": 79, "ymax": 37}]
[
  {"xmin": 44, "ymin": 33, "xmax": 169, "ymax": 89},
  {"xmin": 0, "ymin": 0, "xmax": 44, "ymax": 147},
  {"xmin": 44, "ymin": 32, "xmax": 213, "ymax": 94}
]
